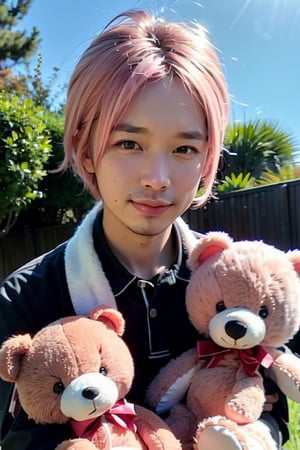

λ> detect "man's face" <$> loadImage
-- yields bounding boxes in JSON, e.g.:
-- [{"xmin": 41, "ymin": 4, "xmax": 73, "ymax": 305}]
[{"xmin": 84, "ymin": 77, "xmax": 208, "ymax": 238}]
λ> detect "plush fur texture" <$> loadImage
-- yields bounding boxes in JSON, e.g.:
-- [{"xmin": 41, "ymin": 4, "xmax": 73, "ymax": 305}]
[
  {"xmin": 0, "ymin": 306, "xmax": 180, "ymax": 449},
  {"xmin": 146, "ymin": 233, "xmax": 300, "ymax": 450}
]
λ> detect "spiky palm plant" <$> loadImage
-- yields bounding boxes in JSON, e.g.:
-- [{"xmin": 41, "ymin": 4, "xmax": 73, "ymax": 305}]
[{"xmin": 222, "ymin": 119, "xmax": 296, "ymax": 180}]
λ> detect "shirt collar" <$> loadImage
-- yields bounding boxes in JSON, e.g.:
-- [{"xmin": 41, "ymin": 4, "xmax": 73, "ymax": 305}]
[{"xmin": 93, "ymin": 211, "xmax": 191, "ymax": 296}]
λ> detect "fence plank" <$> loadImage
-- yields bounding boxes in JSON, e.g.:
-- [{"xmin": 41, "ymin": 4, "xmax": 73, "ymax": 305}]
[{"xmin": 287, "ymin": 180, "xmax": 300, "ymax": 249}]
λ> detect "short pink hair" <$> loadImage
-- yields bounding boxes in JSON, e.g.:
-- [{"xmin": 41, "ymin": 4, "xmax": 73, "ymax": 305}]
[{"xmin": 63, "ymin": 10, "xmax": 229, "ymax": 206}]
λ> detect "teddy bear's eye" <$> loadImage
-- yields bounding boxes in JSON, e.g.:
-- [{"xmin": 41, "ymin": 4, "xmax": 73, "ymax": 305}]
[
  {"xmin": 53, "ymin": 381, "xmax": 65, "ymax": 394},
  {"xmin": 99, "ymin": 367, "xmax": 107, "ymax": 376},
  {"xmin": 216, "ymin": 301, "xmax": 226, "ymax": 313},
  {"xmin": 259, "ymin": 305, "xmax": 269, "ymax": 319}
]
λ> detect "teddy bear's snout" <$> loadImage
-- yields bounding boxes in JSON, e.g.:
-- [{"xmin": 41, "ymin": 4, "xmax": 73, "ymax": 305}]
[
  {"xmin": 209, "ymin": 307, "xmax": 266, "ymax": 349},
  {"xmin": 225, "ymin": 320, "xmax": 247, "ymax": 340},
  {"xmin": 60, "ymin": 372, "xmax": 119, "ymax": 421}
]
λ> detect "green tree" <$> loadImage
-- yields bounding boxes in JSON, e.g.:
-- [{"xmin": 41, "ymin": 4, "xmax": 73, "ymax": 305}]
[
  {"xmin": 0, "ymin": 91, "xmax": 51, "ymax": 237},
  {"xmin": 222, "ymin": 119, "xmax": 295, "ymax": 180},
  {"xmin": 0, "ymin": 0, "xmax": 45, "ymax": 103},
  {"xmin": 0, "ymin": 0, "xmax": 39, "ymax": 69}
]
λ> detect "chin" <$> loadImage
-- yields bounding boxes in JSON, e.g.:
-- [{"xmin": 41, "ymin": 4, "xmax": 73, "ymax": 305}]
[{"xmin": 128, "ymin": 221, "xmax": 171, "ymax": 237}]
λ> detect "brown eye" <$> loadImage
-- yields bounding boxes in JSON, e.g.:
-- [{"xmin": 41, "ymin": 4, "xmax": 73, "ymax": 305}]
[{"xmin": 121, "ymin": 140, "xmax": 138, "ymax": 150}]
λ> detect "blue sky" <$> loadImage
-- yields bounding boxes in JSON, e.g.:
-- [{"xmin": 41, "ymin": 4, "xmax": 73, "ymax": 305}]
[{"xmin": 21, "ymin": 0, "xmax": 300, "ymax": 147}]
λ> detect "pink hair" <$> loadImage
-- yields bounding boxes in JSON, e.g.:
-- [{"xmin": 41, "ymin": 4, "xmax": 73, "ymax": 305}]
[{"xmin": 62, "ymin": 10, "xmax": 229, "ymax": 206}]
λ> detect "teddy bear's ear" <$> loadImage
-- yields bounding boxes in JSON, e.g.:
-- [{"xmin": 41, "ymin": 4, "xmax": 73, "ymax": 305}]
[
  {"xmin": 287, "ymin": 250, "xmax": 300, "ymax": 275},
  {"xmin": 188, "ymin": 231, "xmax": 233, "ymax": 271},
  {"xmin": 89, "ymin": 305, "xmax": 125, "ymax": 336},
  {"xmin": 0, "ymin": 334, "xmax": 32, "ymax": 382}
]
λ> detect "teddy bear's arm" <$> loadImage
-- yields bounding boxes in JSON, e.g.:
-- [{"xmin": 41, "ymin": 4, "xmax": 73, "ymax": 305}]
[
  {"xmin": 134, "ymin": 404, "xmax": 181, "ymax": 449},
  {"xmin": 146, "ymin": 348, "xmax": 199, "ymax": 414},
  {"xmin": 225, "ymin": 366, "xmax": 265, "ymax": 423},
  {"xmin": 265, "ymin": 346, "xmax": 300, "ymax": 403}
]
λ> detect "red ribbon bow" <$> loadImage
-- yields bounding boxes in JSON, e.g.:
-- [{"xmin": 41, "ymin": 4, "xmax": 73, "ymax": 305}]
[
  {"xmin": 70, "ymin": 399, "xmax": 137, "ymax": 440},
  {"xmin": 197, "ymin": 340, "xmax": 273, "ymax": 376}
]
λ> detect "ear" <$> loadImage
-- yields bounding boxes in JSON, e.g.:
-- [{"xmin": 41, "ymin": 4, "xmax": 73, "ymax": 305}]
[
  {"xmin": 287, "ymin": 250, "xmax": 300, "ymax": 275},
  {"xmin": 188, "ymin": 232, "xmax": 233, "ymax": 271},
  {"xmin": 89, "ymin": 305, "xmax": 125, "ymax": 336},
  {"xmin": 0, "ymin": 334, "xmax": 32, "ymax": 382},
  {"xmin": 82, "ymin": 155, "xmax": 95, "ymax": 174}
]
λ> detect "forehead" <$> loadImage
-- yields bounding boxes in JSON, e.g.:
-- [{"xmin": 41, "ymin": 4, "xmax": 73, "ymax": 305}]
[{"xmin": 120, "ymin": 77, "xmax": 207, "ymax": 133}]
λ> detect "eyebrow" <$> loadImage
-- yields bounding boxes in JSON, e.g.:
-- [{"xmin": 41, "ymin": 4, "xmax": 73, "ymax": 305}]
[{"xmin": 114, "ymin": 122, "xmax": 206, "ymax": 140}]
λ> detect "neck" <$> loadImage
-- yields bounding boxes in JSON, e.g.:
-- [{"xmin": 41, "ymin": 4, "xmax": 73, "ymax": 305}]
[{"xmin": 102, "ymin": 214, "xmax": 177, "ymax": 280}]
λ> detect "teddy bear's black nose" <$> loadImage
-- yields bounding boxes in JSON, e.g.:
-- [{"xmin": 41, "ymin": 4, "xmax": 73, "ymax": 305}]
[
  {"xmin": 82, "ymin": 386, "xmax": 99, "ymax": 400},
  {"xmin": 225, "ymin": 320, "xmax": 247, "ymax": 340}
]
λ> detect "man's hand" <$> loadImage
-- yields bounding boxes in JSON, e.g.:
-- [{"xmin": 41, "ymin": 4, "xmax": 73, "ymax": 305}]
[
  {"xmin": 264, "ymin": 379, "xmax": 280, "ymax": 412},
  {"xmin": 264, "ymin": 392, "xmax": 279, "ymax": 412}
]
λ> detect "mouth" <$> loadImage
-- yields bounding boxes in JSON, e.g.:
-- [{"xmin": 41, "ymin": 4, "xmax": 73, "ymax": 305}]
[
  {"xmin": 130, "ymin": 199, "xmax": 172, "ymax": 216},
  {"xmin": 89, "ymin": 400, "xmax": 97, "ymax": 416}
]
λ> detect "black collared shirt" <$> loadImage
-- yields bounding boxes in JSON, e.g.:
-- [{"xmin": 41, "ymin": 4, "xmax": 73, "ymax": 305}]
[{"xmin": 92, "ymin": 212, "xmax": 200, "ymax": 403}]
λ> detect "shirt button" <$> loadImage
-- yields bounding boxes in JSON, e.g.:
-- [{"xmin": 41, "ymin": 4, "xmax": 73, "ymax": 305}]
[{"xmin": 149, "ymin": 308, "xmax": 157, "ymax": 318}]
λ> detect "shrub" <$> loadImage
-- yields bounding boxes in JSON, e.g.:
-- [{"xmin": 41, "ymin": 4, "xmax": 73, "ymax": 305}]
[{"xmin": 0, "ymin": 92, "xmax": 51, "ymax": 227}]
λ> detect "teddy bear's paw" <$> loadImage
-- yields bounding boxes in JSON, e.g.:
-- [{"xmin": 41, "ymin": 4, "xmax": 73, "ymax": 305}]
[
  {"xmin": 55, "ymin": 438, "xmax": 97, "ymax": 450},
  {"xmin": 225, "ymin": 401, "xmax": 261, "ymax": 424},
  {"xmin": 194, "ymin": 416, "xmax": 248, "ymax": 450},
  {"xmin": 225, "ymin": 380, "xmax": 265, "ymax": 424},
  {"xmin": 195, "ymin": 425, "xmax": 244, "ymax": 450},
  {"xmin": 270, "ymin": 355, "xmax": 300, "ymax": 403}
]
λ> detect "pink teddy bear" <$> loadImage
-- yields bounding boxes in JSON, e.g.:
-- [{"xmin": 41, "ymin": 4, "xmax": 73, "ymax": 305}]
[{"xmin": 147, "ymin": 232, "xmax": 300, "ymax": 450}]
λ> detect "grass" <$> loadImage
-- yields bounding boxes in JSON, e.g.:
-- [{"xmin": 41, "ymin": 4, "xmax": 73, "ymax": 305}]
[{"xmin": 283, "ymin": 400, "xmax": 300, "ymax": 449}]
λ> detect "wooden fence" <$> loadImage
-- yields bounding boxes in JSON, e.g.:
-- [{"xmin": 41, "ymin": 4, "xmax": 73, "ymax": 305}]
[
  {"xmin": 0, "ymin": 223, "xmax": 75, "ymax": 280},
  {"xmin": 1, "ymin": 179, "xmax": 300, "ymax": 280},
  {"xmin": 184, "ymin": 178, "xmax": 300, "ymax": 251}
]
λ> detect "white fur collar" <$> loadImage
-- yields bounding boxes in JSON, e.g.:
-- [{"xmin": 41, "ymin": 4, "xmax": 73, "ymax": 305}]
[{"xmin": 65, "ymin": 203, "xmax": 197, "ymax": 314}]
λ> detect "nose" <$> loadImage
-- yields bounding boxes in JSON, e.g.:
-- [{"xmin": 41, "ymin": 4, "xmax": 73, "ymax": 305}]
[
  {"xmin": 225, "ymin": 320, "xmax": 247, "ymax": 340},
  {"xmin": 140, "ymin": 154, "xmax": 170, "ymax": 191},
  {"xmin": 82, "ymin": 386, "xmax": 99, "ymax": 400}
]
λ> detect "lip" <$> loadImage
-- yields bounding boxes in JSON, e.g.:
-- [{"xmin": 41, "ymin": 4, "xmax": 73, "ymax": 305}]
[{"xmin": 130, "ymin": 199, "xmax": 172, "ymax": 216}]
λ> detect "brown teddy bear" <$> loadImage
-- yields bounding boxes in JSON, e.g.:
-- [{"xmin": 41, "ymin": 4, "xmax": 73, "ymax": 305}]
[
  {"xmin": 0, "ymin": 306, "xmax": 181, "ymax": 449},
  {"xmin": 146, "ymin": 232, "xmax": 300, "ymax": 450}
]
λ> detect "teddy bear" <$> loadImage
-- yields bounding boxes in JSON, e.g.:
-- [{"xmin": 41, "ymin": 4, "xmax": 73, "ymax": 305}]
[
  {"xmin": 0, "ymin": 305, "xmax": 181, "ymax": 450},
  {"xmin": 146, "ymin": 232, "xmax": 300, "ymax": 450}
]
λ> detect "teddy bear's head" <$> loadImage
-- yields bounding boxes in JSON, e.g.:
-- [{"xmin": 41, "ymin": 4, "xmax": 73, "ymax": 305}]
[
  {"xmin": 0, "ymin": 306, "xmax": 134, "ymax": 425},
  {"xmin": 186, "ymin": 232, "xmax": 300, "ymax": 349}
]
